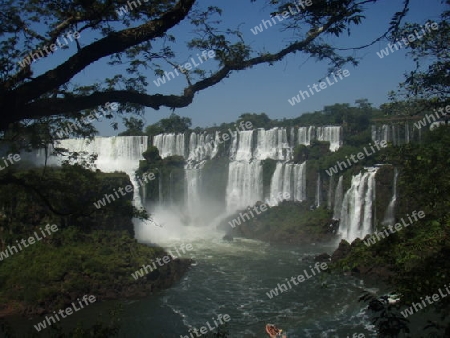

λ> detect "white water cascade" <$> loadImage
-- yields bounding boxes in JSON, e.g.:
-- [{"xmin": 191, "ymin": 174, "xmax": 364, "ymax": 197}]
[
  {"xmin": 269, "ymin": 162, "xmax": 307, "ymax": 205},
  {"xmin": 315, "ymin": 173, "xmax": 322, "ymax": 208},
  {"xmin": 153, "ymin": 133, "xmax": 185, "ymax": 158},
  {"xmin": 187, "ymin": 132, "xmax": 219, "ymax": 162},
  {"xmin": 339, "ymin": 167, "xmax": 379, "ymax": 242},
  {"xmin": 316, "ymin": 126, "xmax": 342, "ymax": 152},
  {"xmin": 333, "ymin": 176, "xmax": 344, "ymax": 220},
  {"xmin": 298, "ymin": 126, "xmax": 315, "ymax": 146},
  {"xmin": 226, "ymin": 161, "xmax": 263, "ymax": 212},
  {"xmin": 382, "ymin": 167, "xmax": 399, "ymax": 226},
  {"xmin": 371, "ymin": 123, "xmax": 418, "ymax": 146},
  {"xmin": 298, "ymin": 126, "xmax": 342, "ymax": 151},
  {"xmin": 26, "ymin": 137, "xmax": 150, "ymax": 231},
  {"xmin": 253, "ymin": 128, "xmax": 291, "ymax": 161}
]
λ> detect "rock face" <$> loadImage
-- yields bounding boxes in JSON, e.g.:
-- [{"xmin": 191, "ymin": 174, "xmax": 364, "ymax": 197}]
[
  {"xmin": 122, "ymin": 258, "xmax": 192, "ymax": 299},
  {"xmin": 331, "ymin": 240, "xmax": 352, "ymax": 262},
  {"xmin": 314, "ymin": 253, "xmax": 331, "ymax": 262},
  {"xmin": 331, "ymin": 239, "xmax": 393, "ymax": 280}
]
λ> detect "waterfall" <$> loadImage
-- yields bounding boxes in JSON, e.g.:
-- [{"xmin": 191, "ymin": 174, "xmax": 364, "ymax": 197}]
[
  {"xmin": 298, "ymin": 126, "xmax": 342, "ymax": 151},
  {"xmin": 187, "ymin": 132, "xmax": 218, "ymax": 162},
  {"xmin": 153, "ymin": 133, "xmax": 185, "ymax": 158},
  {"xmin": 269, "ymin": 162, "xmax": 306, "ymax": 205},
  {"xmin": 298, "ymin": 126, "xmax": 315, "ymax": 146},
  {"xmin": 290, "ymin": 127, "xmax": 296, "ymax": 147},
  {"xmin": 26, "ymin": 136, "xmax": 150, "ymax": 226},
  {"xmin": 232, "ymin": 130, "xmax": 254, "ymax": 161},
  {"xmin": 333, "ymin": 176, "xmax": 344, "ymax": 220},
  {"xmin": 269, "ymin": 162, "xmax": 284, "ymax": 204},
  {"xmin": 254, "ymin": 127, "xmax": 291, "ymax": 160},
  {"xmin": 315, "ymin": 173, "xmax": 321, "ymax": 208},
  {"xmin": 372, "ymin": 123, "xmax": 414, "ymax": 146},
  {"xmin": 226, "ymin": 161, "xmax": 263, "ymax": 212},
  {"xmin": 293, "ymin": 162, "xmax": 307, "ymax": 202},
  {"xmin": 185, "ymin": 166, "xmax": 203, "ymax": 220},
  {"xmin": 382, "ymin": 168, "xmax": 399, "ymax": 226},
  {"xmin": 339, "ymin": 167, "xmax": 379, "ymax": 242},
  {"xmin": 316, "ymin": 126, "xmax": 342, "ymax": 151},
  {"xmin": 328, "ymin": 174, "xmax": 334, "ymax": 210}
]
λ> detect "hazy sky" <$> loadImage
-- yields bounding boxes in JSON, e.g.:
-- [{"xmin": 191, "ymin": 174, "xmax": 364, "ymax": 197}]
[{"xmin": 33, "ymin": 0, "xmax": 445, "ymax": 135}]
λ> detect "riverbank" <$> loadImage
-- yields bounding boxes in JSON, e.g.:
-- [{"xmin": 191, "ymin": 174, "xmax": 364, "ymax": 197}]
[
  {"xmin": 0, "ymin": 228, "xmax": 192, "ymax": 319},
  {"xmin": 222, "ymin": 201, "xmax": 339, "ymax": 245}
]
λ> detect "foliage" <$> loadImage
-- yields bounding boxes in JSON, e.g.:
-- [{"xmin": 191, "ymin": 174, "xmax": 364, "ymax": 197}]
[
  {"xmin": 225, "ymin": 201, "xmax": 333, "ymax": 243},
  {"xmin": 118, "ymin": 117, "xmax": 146, "ymax": 136},
  {"xmin": 0, "ymin": 165, "xmax": 136, "ymax": 236},
  {"xmin": 392, "ymin": 2, "xmax": 450, "ymax": 104},
  {"xmin": 0, "ymin": 227, "xmax": 167, "ymax": 314},
  {"xmin": 359, "ymin": 293, "xmax": 410, "ymax": 337},
  {"xmin": 332, "ymin": 126, "xmax": 450, "ymax": 336},
  {"xmin": 0, "ymin": 0, "xmax": 411, "ymax": 142},
  {"xmin": 145, "ymin": 113, "xmax": 192, "ymax": 137}
]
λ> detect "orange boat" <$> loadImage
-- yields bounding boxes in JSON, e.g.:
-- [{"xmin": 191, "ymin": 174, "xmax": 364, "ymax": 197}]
[{"xmin": 265, "ymin": 324, "xmax": 286, "ymax": 338}]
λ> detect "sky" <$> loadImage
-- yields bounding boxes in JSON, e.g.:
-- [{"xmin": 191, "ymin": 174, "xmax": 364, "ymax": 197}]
[{"xmin": 30, "ymin": 0, "xmax": 446, "ymax": 135}]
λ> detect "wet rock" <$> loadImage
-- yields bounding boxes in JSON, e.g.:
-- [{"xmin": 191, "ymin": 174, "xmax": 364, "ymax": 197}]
[{"xmin": 314, "ymin": 253, "xmax": 331, "ymax": 262}]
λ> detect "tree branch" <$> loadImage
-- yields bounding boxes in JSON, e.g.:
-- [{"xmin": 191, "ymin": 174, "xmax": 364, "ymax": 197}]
[
  {"xmin": 5, "ymin": 0, "xmax": 196, "ymax": 107},
  {"xmin": 3, "ymin": 5, "xmax": 353, "ymax": 126}
]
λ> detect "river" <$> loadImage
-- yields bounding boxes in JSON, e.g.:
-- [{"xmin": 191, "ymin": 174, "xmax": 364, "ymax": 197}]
[{"xmin": 115, "ymin": 236, "xmax": 381, "ymax": 338}]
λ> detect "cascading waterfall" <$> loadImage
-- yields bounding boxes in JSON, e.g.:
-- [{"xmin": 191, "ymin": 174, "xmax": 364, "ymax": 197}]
[
  {"xmin": 371, "ymin": 123, "xmax": 416, "ymax": 146},
  {"xmin": 153, "ymin": 133, "xmax": 185, "ymax": 158},
  {"xmin": 187, "ymin": 132, "xmax": 219, "ymax": 162},
  {"xmin": 298, "ymin": 126, "xmax": 315, "ymax": 146},
  {"xmin": 226, "ymin": 160, "xmax": 263, "ymax": 212},
  {"xmin": 149, "ymin": 126, "xmax": 341, "ymax": 235},
  {"xmin": 253, "ymin": 128, "xmax": 291, "ymax": 160},
  {"xmin": 225, "ymin": 130, "xmax": 264, "ymax": 211},
  {"xmin": 290, "ymin": 127, "xmax": 296, "ymax": 147},
  {"xmin": 293, "ymin": 162, "xmax": 307, "ymax": 202},
  {"xmin": 185, "ymin": 166, "xmax": 203, "ymax": 220},
  {"xmin": 333, "ymin": 176, "xmax": 344, "ymax": 220},
  {"xmin": 382, "ymin": 168, "xmax": 399, "ymax": 226},
  {"xmin": 328, "ymin": 175, "xmax": 334, "ymax": 210},
  {"xmin": 315, "ymin": 173, "xmax": 322, "ymax": 208},
  {"xmin": 269, "ymin": 162, "xmax": 307, "ymax": 205},
  {"xmin": 232, "ymin": 130, "xmax": 254, "ymax": 161},
  {"xmin": 316, "ymin": 126, "xmax": 342, "ymax": 152},
  {"xmin": 24, "ymin": 136, "xmax": 151, "ymax": 232},
  {"xmin": 297, "ymin": 126, "xmax": 342, "ymax": 151},
  {"xmin": 339, "ymin": 168, "xmax": 379, "ymax": 242}
]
